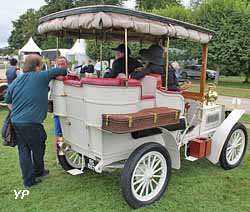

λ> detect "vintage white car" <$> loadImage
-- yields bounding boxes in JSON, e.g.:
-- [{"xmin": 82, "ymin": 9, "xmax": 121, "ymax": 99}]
[{"xmin": 38, "ymin": 5, "xmax": 248, "ymax": 208}]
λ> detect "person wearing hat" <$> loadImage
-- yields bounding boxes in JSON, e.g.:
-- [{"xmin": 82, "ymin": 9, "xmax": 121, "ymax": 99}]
[
  {"xmin": 131, "ymin": 44, "xmax": 179, "ymax": 91},
  {"xmin": 104, "ymin": 44, "xmax": 142, "ymax": 78}
]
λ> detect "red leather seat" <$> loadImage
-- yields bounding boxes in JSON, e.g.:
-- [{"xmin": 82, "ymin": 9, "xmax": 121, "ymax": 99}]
[
  {"xmin": 67, "ymin": 75, "xmax": 80, "ymax": 81},
  {"xmin": 64, "ymin": 80, "xmax": 82, "ymax": 87},
  {"xmin": 141, "ymin": 95, "xmax": 155, "ymax": 100},
  {"xmin": 81, "ymin": 78, "xmax": 122, "ymax": 86},
  {"xmin": 54, "ymin": 75, "xmax": 80, "ymax": 81},
  {"xmin": 81, "ymin": 78, "xmax": 141, "ymax": 87},
  {"xmin": 125, "ymin": 79, "xmax": 141, "ymax": 87}
]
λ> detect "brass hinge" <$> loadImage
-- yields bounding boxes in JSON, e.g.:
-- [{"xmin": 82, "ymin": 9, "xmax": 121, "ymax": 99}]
[
  {"xmin": 175, "ymin": 111, "xmax": 179, "ymax": 120},
  {"xmin": 105, "ymin": 115, "xmax": 112, "ymax": 126},
  {"xmin": 150, "ymin": 113, "xmax": 158, "ymax": 124},
  {"xmin": 126, "ymin": 116, "xmax": 133, "ymax": 128},
  {"xmin": 60, "ymin": 92, "xmax": 67, "ymax": 97}
]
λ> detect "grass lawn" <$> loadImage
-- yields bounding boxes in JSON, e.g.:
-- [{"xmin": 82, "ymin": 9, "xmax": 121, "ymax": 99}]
[
  {"xmin": 187, "ymin": 75, "xmax": 250, "ymax": 99},
  {"xmin": 240, "ymin": 114, "xmax": 250, "ymax": 124},
  {"xmin": 0, "ymin": 108, "xmax": 250, "ymax": 212},
  {"xmin": 216, "ymin": 76, "xmax": 250, "ymax": 99}
]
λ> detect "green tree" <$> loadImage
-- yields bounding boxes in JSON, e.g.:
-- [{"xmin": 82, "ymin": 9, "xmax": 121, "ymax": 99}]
[
  {"xmin": 86, "ymin": 40, "xmax": 116, "ymax": 61},
  {"xmin": 39, "ymin": 0, "xmax": 75, "ymax": 16},
  {"xmin": 190, "ymin": 0, "xmax": 202, "ymax": 8},
  {"xmin": 136, "ymin": 0, "xmax": 181, "ymax": 10},
  {"xmin": 152, "ymin": 5, "xmax": 200, "ymax": 63},
  {"xmin": 0, "ymin": 47, "xmax": 13, "ymax": 56},
  {"xmin": 194, "ymin": 0, "xmax": 250, "ymax": 82},
  {"xmin": 8, "ymin": 9, "xmax": 41, "ymax": 50},
  {"xmin": 86, "ymin": 40, "xmax": 147, "ymax": 63},
  {"xmin": 75, "ymin": 0, "xmax": 122, "ymax": 7},
  {"xmin": 152, "ymin": 5, "xmax": 194, "ymax": 22}
]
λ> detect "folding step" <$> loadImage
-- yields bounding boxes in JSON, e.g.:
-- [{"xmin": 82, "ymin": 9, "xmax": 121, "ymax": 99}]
[
  {"xmin": 185, "ymin": 156, "xmax": 198, "ymax": 162},
  {"xmin": 67, "ymin": 169, "xmax": 84, "ymax": 175}
]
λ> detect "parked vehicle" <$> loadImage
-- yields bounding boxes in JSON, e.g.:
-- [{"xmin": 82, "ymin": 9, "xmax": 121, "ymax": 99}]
[
  {"xmin": 180, "ymin": 65, "xmax": 217, "ymax": 80},
  {"xmin": 38, "ymin": 5, "xmax": 248, "ymax": 209}
]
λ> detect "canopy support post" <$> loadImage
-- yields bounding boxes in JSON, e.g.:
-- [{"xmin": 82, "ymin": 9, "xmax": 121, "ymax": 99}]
[
  {"xmin": 99, "ymin": 26, "xmax": 104, "ymax": 78},
  {"xmin": 100, "ymin": 40, "xmax": 103, "ymax": 78},
  {"xmin": 56, "ymin": 37, "xmax": 59, "ymax": 59},
  {"xmin": 124, "ymin": 28, "xmax": 128, "ymax": 87},
  {"xmin": 200, "ymin": 43, "xmax": 208, "ymax": 98},
  {"xmin": 164, "ymin": 37, "xmax": 170, "ymax": 91}
]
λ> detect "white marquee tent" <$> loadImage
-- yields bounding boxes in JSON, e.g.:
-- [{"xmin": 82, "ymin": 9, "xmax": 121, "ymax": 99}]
[
  {"xmin": 67, "ymin": 39, "xmax": 91, "ymax": 65},
  {"xmin": 19, "ymin": 37, "xmax": 42, "ymax": 54}
]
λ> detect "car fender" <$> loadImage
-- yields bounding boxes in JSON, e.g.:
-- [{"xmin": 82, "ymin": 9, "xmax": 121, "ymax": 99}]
[
  {"xmin": 0, "ymin": 81, "xmax": 8, "ymax": 88},
  {"xmin": 160, "ymin": 127, "xmax": 181, "ymax": 169},
  {"xmin": 0, "ymin": 82, "xmax": 8, "ymax": 102},
  {"xmin": 0, "ymin": 81, "xmax": 7, "ymax": 85},
  {"xmin": 206, "ymin": 109, "xmax": 245, "ymax": 164}
]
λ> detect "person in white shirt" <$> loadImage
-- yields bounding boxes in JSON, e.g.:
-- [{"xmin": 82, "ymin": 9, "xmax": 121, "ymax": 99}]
[{"xmin": 94, "ymin": 60, "xmax": 101, "ymax": 78}]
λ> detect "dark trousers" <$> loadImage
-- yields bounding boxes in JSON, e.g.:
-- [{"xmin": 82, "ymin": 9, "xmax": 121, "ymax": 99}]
[
  {"xmin": 96, "ymin": 70, "xmax": 101, "ymax": 78},
  {"xmin": 12, "ymin": 123, "xmax": 47, "ymax": 186}
]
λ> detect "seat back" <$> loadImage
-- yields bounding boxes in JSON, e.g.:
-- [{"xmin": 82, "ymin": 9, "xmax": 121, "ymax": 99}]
[
  {"xmin": 140, "ymin": 75, "xmax": 157, "ymax": 96},
  {"xmin": 147, "ymin": 73, "xmax": 162, "ymax": 89}
]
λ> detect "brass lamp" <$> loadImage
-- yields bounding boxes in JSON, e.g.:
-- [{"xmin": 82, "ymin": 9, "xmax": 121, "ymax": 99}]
[{"xmin": 204, "ymin": 83, "xmax": 218, "ymax": 106}]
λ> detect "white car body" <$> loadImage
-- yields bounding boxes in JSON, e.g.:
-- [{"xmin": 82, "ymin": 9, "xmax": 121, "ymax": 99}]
[{"xmin": 51, "ymin": 75, "xmax": 244, "ymax": 172}]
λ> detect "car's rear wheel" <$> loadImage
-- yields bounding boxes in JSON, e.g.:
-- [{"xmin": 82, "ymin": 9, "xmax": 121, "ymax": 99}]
[
  {"xmin": 58, "ymin": 149, "xmax": 85, "ymax": 171},
  {"xmin": 121, "ymin": 143, "xmax": 171, "ymax": 208}
]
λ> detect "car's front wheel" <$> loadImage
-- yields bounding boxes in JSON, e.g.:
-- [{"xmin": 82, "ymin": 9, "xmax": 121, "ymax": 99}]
[{"xmin": 220, "ymin": 122, "xmax": 247, "ymax": 170}]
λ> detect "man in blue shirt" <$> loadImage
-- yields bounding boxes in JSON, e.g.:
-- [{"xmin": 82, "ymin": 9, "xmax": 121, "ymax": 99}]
[
  {"xmin": 5, "ymin": 54, "xmax": 67, "ymax": 187},
  {"xmin": 5, "ymin": 58, "xmax": 19, "ymax": 85}
]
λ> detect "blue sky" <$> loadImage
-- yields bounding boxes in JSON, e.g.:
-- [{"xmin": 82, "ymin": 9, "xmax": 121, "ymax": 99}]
[
  {"xmin": 0, "ymin": 0, "xmax": 189, "ymax": 48},
  {"xmin": 0, "ymin": 0, "xmax": 45, "ymax": 47}
]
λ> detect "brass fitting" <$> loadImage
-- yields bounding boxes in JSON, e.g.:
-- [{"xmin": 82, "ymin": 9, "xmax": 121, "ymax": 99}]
[
  {"xmin": 204, "ymin": 83, "xmax": 218, "ymax": 106},
  {"xmin": 57, "ymin": 137, "xmax": 71, "ymax": 155}
]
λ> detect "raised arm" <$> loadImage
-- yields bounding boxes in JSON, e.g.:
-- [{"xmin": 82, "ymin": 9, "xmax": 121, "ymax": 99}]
[{"xmin": 39, "ymin": 68, "xmax": 67, "ymax": 82}]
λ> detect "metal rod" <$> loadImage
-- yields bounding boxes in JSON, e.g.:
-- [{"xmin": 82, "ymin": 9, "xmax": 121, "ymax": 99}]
[
  {"xmin": 100, "ymin": 40, "xmax": 103, "ymax": 78},
  {"xmin": 56, "ymin": 37, "xmax": 59, "ymax": 59},
  {"xmin": 125, "ymin": 28, "xmax": 128, "ymax": 86},
  {"xmin": 165, "ymin": 37, "xmax": 170, "ymax": 90},
  {"xmin": 200, "ymin": 43, "xmax": 208, "ymax": 98}
]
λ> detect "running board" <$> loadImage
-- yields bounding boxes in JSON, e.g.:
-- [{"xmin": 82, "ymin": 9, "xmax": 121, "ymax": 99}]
[{"xmin": 67, "ymin": 169, "xmax": 84, "ymax": 175}]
